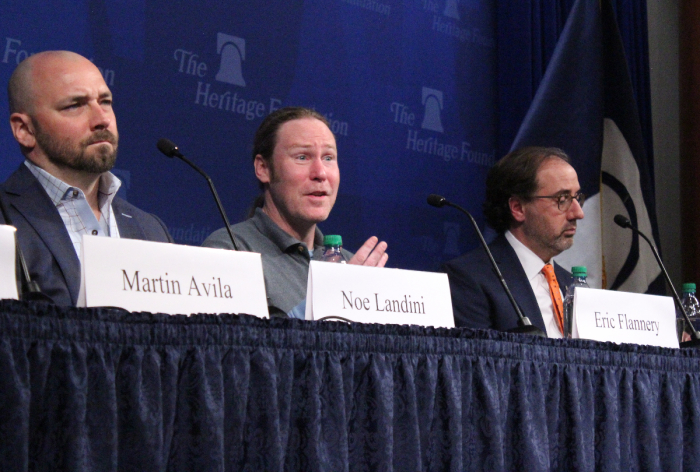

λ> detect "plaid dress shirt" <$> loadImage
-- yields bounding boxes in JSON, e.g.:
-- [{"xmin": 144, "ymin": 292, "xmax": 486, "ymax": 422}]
[{"xmin": 25, "ymin": 160, "xmax": 121, "ymax": 259}]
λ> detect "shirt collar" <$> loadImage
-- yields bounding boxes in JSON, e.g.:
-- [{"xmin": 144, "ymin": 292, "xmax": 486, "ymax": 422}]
[
  {"xmin": 505, "ymin": 230, "xmax": 551, "ymax": 281},
  {"xmin": 24, "ymin": 159, "xmax": 122, "ymax": 207},
  {"xmin": 97, "ymin": 170, "xmax": 121, "ymax": 199},
  {"xmin": 250, "ymin": 207, "xmax": 324, "ymax": 254}
]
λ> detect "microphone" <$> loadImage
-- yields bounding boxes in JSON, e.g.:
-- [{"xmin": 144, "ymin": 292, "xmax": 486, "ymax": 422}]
[
  {"xmin": 428, "ymin": 194, "xmax": 546, "ymax": 337},
  {"xmin": 0, "ymin": 192, "xmax": 53, "ymax": 302},
  {"xmin": 157, "ymin": 138, "xmax": 239, "ymax": 251},
  {"xmin": 427, "ymin": 194, "xmax": 447, "ymax": 208},
  {"xmin": 156, "ymin": 138, "xmax": 183, "ymax": 159},
  {"xmin": 613, "ymin": 214, "xmax": 632, "ymax": 229},
  {"xmin": 614, "ymin": 214, "xmax": 700, "ymax": 347}
]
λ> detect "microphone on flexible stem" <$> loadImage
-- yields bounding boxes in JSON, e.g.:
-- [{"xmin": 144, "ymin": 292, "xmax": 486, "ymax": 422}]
[
  {"xmin": 0, "ymin": 193, "xmax": 53, "ymax": 303},
  {"xmin": 157, "ymin": 138, "xmax": 239, "ymax": 251},
  {"xmin": 613, "ymin": 214, "xmax": 700, "ymax": 348},
  {"xmin": 428, "ymin": 194, "xmax": 546, "ymax": 337}
]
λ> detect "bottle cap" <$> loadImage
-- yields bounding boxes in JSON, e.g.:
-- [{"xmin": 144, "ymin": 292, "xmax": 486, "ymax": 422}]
[
  {"xmin": 323, "ymin": 235, "xmax": 342, "ymax": 247},
  {"xmin": 571, "ymin": 266, "xmax": 587, "ymax": 277},
  {"xmin": 683, "ymin": 282, "xmax": 696, "ymax": 293}
]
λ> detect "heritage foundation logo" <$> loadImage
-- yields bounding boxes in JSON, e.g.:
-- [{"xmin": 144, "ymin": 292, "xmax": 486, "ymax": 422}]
[
  {"xmin": 173, "ymin": 33, "xmax": 279, "ymax": 121},
  {"xmin": 390, "ymin": 87, "xmax": 495, "ymax": 166},
  {"xmin": 214, "ymin": 33, "xmax": 246, "ymax": 87},
  {"xmin": 421, "ymin": 87, "xmax": 444, "ymax": 133},
  {"xmin": 443, "ymin": 0, "xmax": 460, "ymax": 20},
  {"xmin": 171, "ymin": 34, "xmax": 350, "ymax": 134},
  {"xmin": 421, "ymin": 0, "xmax": 494, "ymax": 47},
  {"xmin": 339, "ymin": 0, "xmax": 391, "ymax": 16}
]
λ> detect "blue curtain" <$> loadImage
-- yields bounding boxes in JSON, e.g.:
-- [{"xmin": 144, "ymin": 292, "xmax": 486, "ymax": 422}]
[
  {"xmin": 0, "ymin": 1, "xmax": 652, "ymax": 271},
  {"xmin": 1, "ymin": 300, "xmax": 699, "ymax": 471},
  {"xmin": 496, "ymin": 0, "xmax": 653, "ymax": 184}
]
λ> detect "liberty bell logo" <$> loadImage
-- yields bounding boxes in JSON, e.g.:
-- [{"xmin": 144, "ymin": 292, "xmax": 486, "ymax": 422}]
[
  {"xmin": 421, "ymin": 87, "xmax": 444, "ymax": 133},
  {"xmin": 443, "ymin": 0, "xmax": 460, "ymax": 20},
  {"xmin": 215, "ymin": 33, "xmax": 246, "ymax": 87}
]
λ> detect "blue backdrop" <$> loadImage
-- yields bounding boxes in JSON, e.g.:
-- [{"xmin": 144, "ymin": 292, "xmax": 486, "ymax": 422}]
[{"xmin": 0, "ymin": 0, "xmax": 651, "ymax": 272}]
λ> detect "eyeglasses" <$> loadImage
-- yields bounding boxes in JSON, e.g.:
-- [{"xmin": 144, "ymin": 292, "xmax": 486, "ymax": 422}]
[{"xmin": 530, "ymin": 193, "xmax": 586, "ymax": 211}]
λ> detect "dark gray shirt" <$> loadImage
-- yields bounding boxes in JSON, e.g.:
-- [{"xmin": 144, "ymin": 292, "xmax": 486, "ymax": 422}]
[{"xmin": 202, "ymin": 208, "xmax": 352, "ymax": 316}]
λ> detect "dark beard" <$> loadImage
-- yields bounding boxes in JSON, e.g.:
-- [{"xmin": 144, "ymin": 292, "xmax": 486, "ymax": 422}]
[{"xmin": 34, "ymin": 125, "xmax": 118, "ymax": 174}]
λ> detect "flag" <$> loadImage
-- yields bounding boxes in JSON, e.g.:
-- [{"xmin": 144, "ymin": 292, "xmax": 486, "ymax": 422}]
[{"xmin": 510, "ymin": 0, "xmax": 662, "ymax": 293}]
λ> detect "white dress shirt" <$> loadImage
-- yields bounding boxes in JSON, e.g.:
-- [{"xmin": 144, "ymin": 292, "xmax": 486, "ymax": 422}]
[{"xmin": 505, "ymin": 230, "xmax": 563, "ymax": 338}]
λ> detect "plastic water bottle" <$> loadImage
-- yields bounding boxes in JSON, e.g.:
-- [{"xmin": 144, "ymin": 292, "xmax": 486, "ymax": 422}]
[
  {"xmin": 678, "ymin": 283, "xmax": 700, "ymax": 341},
  {"xmin": 321, "ymin": 235, "xmax": 346, "ymax": 263},
  {"xmin": 563, "ymin": 266, "xmax": 589, "ymax": 338}
]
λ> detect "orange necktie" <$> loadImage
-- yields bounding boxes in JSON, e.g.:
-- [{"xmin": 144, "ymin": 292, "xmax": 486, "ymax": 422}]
[{"xmin": 541, "ymin": 263, "xmax": 564, "ymax": 334}]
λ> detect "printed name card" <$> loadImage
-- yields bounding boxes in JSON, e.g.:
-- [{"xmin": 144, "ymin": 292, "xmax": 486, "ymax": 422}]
[
  {"xmin": 79, "ymin": 235, "xmax": 268, "ymax": 317},
  {"xmin": 0, "ymin": 225, "xmax": 18, "ymax": 301},
  {"xmin": 573, "ymin": 287, "xmax": 678, "ymax": 348},
  {"xmin": 305, "ymin": 261, "xmax": 454, "ymax": 328}
]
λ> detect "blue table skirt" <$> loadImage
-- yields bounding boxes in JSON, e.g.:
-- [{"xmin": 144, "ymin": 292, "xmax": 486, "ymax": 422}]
[{"xmin": 0, "ymin": 299, "xmax": 698, "ymax": 471}]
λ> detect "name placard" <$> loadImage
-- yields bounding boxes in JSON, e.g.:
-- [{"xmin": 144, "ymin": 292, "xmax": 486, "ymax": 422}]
[
  {"xmin": 79, "ymin": 235, "xmax": 268, "ymax": 317},
  {"xmin": 574, "ymin": 287, "xmax": 678, "ymax": 348},
  {"xmin": 305, "ymin": 261, "xmax": 454, "ymax": 328},
  {"xmin": 0, "ymin": 225, "xmax": 18, "ymax": 301}
]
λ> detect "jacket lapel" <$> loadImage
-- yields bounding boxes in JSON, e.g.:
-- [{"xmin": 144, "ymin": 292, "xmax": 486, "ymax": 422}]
[
  {"xmin": 490, "ymin": 234, "xmax": 547, "ymax": 331},
  {"xmin": 112, "ymin": 199, "xmax": 145, "ymax": 240},
  {"xmin": 4, "ymin": 165, "xmax": 81, "ymax": 302},
  {"xmin": 554, "ymin": 262, "xmax": 574, "ymax": 293}
]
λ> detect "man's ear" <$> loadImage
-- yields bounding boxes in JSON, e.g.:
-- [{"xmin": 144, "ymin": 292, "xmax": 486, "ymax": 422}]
[
  {"xmin": 509, "ymin": 196, "xmax": 527, "ymax": 223},
  {"xmin": 9, "ymin": 113, "xmax": 36, "ymax": 149},
  {"xmin": 254, "ymin": 154, "xmax": 271, "ymax": 184}
]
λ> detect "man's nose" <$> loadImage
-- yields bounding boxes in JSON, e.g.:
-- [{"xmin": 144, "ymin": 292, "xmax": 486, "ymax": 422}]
[
  {"xmin": 309, "ymin": 156, "xmax": 327, "ymax": 180},
  {"xmin": 569, "ymin": 197, "xmax": 585, "ymax": 219},
  {"xmin": 89, "ymin": 102, "xmax": 113, "ymax": 130}
]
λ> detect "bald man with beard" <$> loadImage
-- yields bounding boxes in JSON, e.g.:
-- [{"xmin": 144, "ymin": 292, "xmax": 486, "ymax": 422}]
[{"xmin": 1, "ymin": 50, "xmax": 172, "ymax": 306}]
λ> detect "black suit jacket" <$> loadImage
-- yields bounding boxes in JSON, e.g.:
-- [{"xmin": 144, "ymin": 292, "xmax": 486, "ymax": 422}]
[
  {"xmin": 443, "ymin": 233, "xmax": 573, "ymax": 332},
  {"xmin": 0, "ymin": 164, "xmax": 173, "ymax": 306}
]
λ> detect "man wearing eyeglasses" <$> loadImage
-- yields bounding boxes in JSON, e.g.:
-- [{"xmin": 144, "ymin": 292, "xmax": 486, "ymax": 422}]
[{"xmin": 443, "ymin": 146, "xmax": 585, "ymax": 337}]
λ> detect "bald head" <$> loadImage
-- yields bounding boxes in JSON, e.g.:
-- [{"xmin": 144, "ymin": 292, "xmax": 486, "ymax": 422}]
[
  {"xmin": 8, "ymin": 51, "xmax": 98, "ymax": 114},
  {"xmin": 7, "ymin": 50, "xmax": 118, "ymax": 180}
]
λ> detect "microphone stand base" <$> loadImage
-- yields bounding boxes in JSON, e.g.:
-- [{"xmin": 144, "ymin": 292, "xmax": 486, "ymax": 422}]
[
  {"xmin": 680, "ymin": 338, "xmax": 700, "ymax": 349},
  {"xmin": 507, "ymin": 325, "xmax": 547, "ymax": 337}
]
